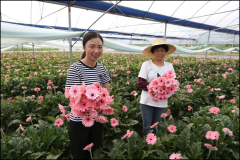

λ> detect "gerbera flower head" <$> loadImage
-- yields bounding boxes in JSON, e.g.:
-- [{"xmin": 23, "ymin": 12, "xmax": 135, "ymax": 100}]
[
  {"xmin": 98, "ymin": 97, "xmax": 107, "ymax": 110},
  {"xmin": 169, "ymin": 153, "xmax": 182, "ymax": 159},
  {"xmin": 166, "ymin": 109, "xmax": 171, "ymax": 115},
  {"xmin": 205, "ymin": 131, "xmax": 213, "ymax": 139},
  {"xmin": 92, "ymin": 82, "xmax": 101, "ymax": 90},
  {"xmin": 103, "ymin": 107, "xmax": 114, "ymax": 115},
  {"xmin": 77, "ymin": 100, "xmax": 88, "ymax": 112},
  {"xmin": 222, "ymin": 128, "xmax": 233, "ymax": 136},
  {"xmin": 54, "ymin": 119, "xmax": 64, "ymax": 127},
  {"xmin": 110, "ymin": 118, "xmax": 119, "ymax": 127},
  {"xmin": 99, "ymin": 87, "xmax": 109, "ymax": 98},
  {"xmin": 19, "ymin": 124, "xmax": 24, "ymax": 131},
  {"xmin": 89, "ymin": 109, "xmax": 98, "ymax": 118},
  {"xmin": 95, "ymin": 115, "xmax": 108, "ymax": 123},
  {"xmin": 85, "ymin": 88, "xmax": 99, "ymax": 100},
  {"xmin": 83, "ymin": 143, "xmax": 94, "ymax": 150},
  {"xmin": 82, "ymin": 116, "xmax": 94, "ymax": 127},
  {"xmin": 146, "ymin": 133, "xmax": 157, "ymax": 145},
  {"xmin": 209, "ymin": 107, "xmax": 220, "ymax": 114},
  {"xmin": 204, "ymin": 143, "xmax": 212, "ymax": 149},
  {"xmin": 122, "ymin": 105, "xmax": 128, "ymax": 112},
  {"xmin": 168, "ymin": 125, "xmax": 177, "ymax": 133},
  {"xmin": 157, "ymin": 77, "xmax": 165, "ymax": 86},
  {"xmin": 210, "ymin": 131, "xmax": 220, "ymax": 140},
  {"xmin": 150, "ymin": 122, "xmax": 159, "ymax": 128},
  {"xmin": 26, "ymin": 116, "xmax": 32, "ymax": 122},
  {"xmin": 69, "ymin": 85, "xmax": 81, "ymax": 99},
  {"xmin": 58, "ymin": 104, "xmax": 65, "ymax": 115},
  {"xmin": 167, "ymin": 70, "xmax": 175, "ymax": 78}
]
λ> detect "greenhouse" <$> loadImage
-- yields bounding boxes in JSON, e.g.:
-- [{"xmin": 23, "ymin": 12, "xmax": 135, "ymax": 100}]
[{"xmin": 1, "ymin": 1, "xmax": 239, "ymax": 160}]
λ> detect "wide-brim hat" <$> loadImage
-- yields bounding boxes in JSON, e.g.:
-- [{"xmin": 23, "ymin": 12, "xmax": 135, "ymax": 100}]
[{"xmin": 143, "ymin": 38, "xmax": 176, "ymax": 58}]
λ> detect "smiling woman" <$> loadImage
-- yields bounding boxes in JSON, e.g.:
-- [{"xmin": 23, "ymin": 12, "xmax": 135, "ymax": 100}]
[{"xmin": 65, "ymin": 31, "xmax": 111, "ymax": 159}]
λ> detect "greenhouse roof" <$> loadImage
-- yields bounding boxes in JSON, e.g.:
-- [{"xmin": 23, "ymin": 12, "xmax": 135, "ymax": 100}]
[
  {"xmin": 43, "ymin": 0, "xmax": 239, "ymax": 35},
  {"xmin": 2, "ymin": 21, "xmax": 196, "ymax": 40}
]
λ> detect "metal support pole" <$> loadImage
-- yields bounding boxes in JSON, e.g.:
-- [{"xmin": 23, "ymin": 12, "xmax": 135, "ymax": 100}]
[
  {"xmin": 32, "ymin": 43, "xmax": 35, "ymax": 59},
  {"xmin": 22, "ymin": 44, "xmax": 23, "ymax": 55},
  {"xmin": 164, "ymin": 22, "xmax": 167, "ymax": 41},
  {"xmin": 230, "ymin": 34, "xmax": 235, "ymax": 61},
  {"xmin": 204, "ymin": 30, "xmax": 210, "ymax": 64},
  {"xmin": 68, "ymin": 5, "xmax": 73, "ymax": 65}
]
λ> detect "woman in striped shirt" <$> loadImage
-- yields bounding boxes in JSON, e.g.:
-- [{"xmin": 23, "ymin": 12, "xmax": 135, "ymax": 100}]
[{"xmin": 65, "ymin": 31, "xmax": 111, "ymax": 159}]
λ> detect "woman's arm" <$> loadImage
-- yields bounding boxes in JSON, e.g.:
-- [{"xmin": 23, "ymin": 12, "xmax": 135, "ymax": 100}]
[
  {"xmin": 137, "ymin": 77, "xmax": 149, "ymax": 91},
  {"xmin": 103, "ymin": 82, "xmax": 110, "ymax": 94}
]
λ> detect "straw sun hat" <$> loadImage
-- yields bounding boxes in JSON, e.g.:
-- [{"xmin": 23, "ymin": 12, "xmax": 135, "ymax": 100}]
[{"xmin": 143, "ymin": 38, "xmax": 176, "ymax": 58}]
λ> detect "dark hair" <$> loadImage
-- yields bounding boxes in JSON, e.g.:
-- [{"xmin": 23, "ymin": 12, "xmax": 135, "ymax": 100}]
[
  {"xmin": 151, "ymin": 44, "xmax": 169, "ymax": 53},
  {"xmin": 81, "ymin": 31, "xmax": 104, "ymax": 59}
]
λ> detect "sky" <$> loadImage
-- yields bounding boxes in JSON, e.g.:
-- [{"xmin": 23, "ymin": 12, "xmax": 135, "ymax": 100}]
[{"xmin": 1, "ymin": 1, "xmax": 239, "ymax": 44}]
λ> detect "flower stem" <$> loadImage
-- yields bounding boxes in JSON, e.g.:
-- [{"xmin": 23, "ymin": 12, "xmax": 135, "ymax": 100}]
[
  {"xmin": 127, "ymin": 138, "xmax": 131, "ymax": 159},
  {"xmin": 90, "ymin": 149, "xmax": 92, "ymax": 159},
  {"xmin": 206, "ymin": 149, "xmax": 212, "ymax": 159}
]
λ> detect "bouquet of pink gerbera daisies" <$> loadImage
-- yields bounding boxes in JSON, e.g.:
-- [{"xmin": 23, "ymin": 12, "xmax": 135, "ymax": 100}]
[
  {"xmin": 147, "ymin": 69, "xmax": 180, "ymax": 102},
  {"xmin": 65, "ymin": 82, "xmax": 114, "ymax": 127}
]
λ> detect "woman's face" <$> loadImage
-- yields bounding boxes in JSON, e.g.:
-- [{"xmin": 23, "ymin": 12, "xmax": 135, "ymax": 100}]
[
  {"xmin": 153, "ymin": 47, "xmax": 166, "ymax": 60},
  {"xmin": 83, "ymin": 37, "xmax": 103, "ymax": 61}
]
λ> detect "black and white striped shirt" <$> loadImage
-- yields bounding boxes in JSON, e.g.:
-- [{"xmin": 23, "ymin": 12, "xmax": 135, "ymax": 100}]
[{"xmin": 65, "ymin": 60, "xmax": 111, "ymax": 122}]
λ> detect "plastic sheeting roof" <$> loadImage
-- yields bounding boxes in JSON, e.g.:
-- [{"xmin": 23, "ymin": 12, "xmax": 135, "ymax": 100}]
[
  {"xmin": 43, "ymin": 0, "xmax": 239, "ymax": 35},
  {"xmin": 1, "ymin": 21, "xmax": 195, "ymax": 40}
]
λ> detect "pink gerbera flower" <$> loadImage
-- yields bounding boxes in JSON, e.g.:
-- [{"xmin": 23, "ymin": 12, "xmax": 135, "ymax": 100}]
[
  {"xmin": 95, "ymin": 115, "xmax": 108, "ymax": 123},
  {"xmin": 122, "ymin": 105, "xmax": 128, "ymax": 112},
  {"xmin": 168, "ymin": 125, "xmax": 177, "ymax": 133},
  {"xmin": 230, "ymin": 99, "xmax": 235, "ymax": 103},
  {"xmin": 166, "ymin": 109, "xmax": 171, "ymax": 115},
  {"xmin": 26, "ymin": 116, "xmax": 32, "ymax": 122},
  {"xmin": 150, "ymin": 122, "xmax": 159, "ymax": 129},
  {"xmin": 165, "ymin": 89, "xmax": 172, "ymax": 98},
  {"xmin": 54, "ymin": 119, "xmax": 64, "ymax": 127},
  {"xmin": 219, "ymin": 95, "xmax": 225, "ymax": 99},
  {"xmin": 92, "ymin": 82, "xmax": 101, "ymax": 90},
  {"xmin": 205, "ymin": 131, "xmax": 213, "ymax": 139},
  {"xmin": 83, "ymin": 143, "xmax": 94, "ymax": 150},
  {"xmin": 69, "ymin": 85, "xmax": 81, "ymax": 98},
  {"xmin": 165, "ymin": 79, "xmax": 173, "ymax": 87},
  {"xmin": 188, "ymin": 89, "xmax": 193, "ymax": 93},
  {"xmin": 99, "ymin": 87, "xmax": 109, "ymax": 98},
  {"xmin": 65, "ymin": 89, "xmax": 70, "ymax": 98},
  {"xmin": 98, "ymin": 97, "xmax": 107, "ymax": 110},
  {"xmin": 103, "ymin": 107, "xmax": 114, "ymax": 115},
  {"xmin": 222, "ymin": 128, "xmax": 233, "ymax": 136},
  {"xmin": 210, "ymin": 131, "xmax": 220, "ymax": 140},
  {"xmin": 186, "ymin": 85, "xmax": 191, "ymax": 89},
  {"xmin": 211, "ymin": 146, "xmax": 218, "ymax": 151},
  {"xmin": 209, "ymin": 107, "xmax": 220, "ymax": 114},
  {"xmin": 204, "ymin": 143, "xmax": 213, "ymax": 149},
  {"xmin": 77, "ymin": 100, "xmax": 88, "ymax": 112},
  {"xmin": 89, "ymin": 109, "xmax": 98, "ymax": 118},
  {"xmin": 188, "ymin": 105, "xmax": 192, "ymax": 111},
  {"xmin": 82, "ymin": 116, "xmax": 94, "ymax": 127},
  {"xmin": 157, "ymin": 77, "xmax": 165, "ymax": 86},
  {"xmin": 58, "ymin": 104, "xmax": 65, "ymax": 115},
  {"xmin": 110, "ymin": 118, "xmax": 119, "ymax": 127},
  {"xmin": 167, "ymin": 70, "xmax": 175, "ymax": 78},
  {"xmin": 85, "ymin": 88, "xmax": 99, "ymax": 100},
  {"xmin": 169, "ymin": 153, "xmax": 182, "ymax": 159},
  {"xmin": 161, "ymin": 113, "xmax": 168, "ymax": 118},
  {"xmin": 19, "ymin": 124, "xmax": 24, "ymax": 131},
  {"xmin": 146, "ymin": 133, "xmax": 157, "ymax": 145}
]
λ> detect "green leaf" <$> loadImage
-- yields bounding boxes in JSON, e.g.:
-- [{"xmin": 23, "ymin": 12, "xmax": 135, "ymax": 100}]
[
  {"xmin": 155, "ymin": 149, "xmax": 169, "ymax": 159},
  {"xmin": 29, "ymin": 152, "xmax": 45, "ymax": 159},
  {"xmin": 45, "ymin": 116, "xmax": 56, "ymax": 123}
]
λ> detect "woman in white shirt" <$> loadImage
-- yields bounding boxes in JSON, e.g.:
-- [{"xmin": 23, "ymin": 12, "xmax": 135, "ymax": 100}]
[{"xmin": 137, "ymin": 38, "xmax": 176, "ymax": 135}]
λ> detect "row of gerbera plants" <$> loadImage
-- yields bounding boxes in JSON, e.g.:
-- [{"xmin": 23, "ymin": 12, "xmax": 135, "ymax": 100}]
[
  {"xmin": 1, "ymin": 87, "xmax": 239, "ymax": 159},
  {"xmin": 1, "ymin": 52, "xmax": 239, "ymax": 159}
]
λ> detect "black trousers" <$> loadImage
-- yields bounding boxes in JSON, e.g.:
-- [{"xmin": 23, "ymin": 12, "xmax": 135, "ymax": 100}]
[{"xmin": 68, "ymin": 120, "xmax": 103, "ymax": 159}]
